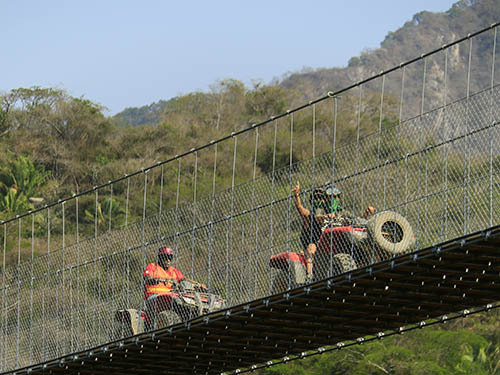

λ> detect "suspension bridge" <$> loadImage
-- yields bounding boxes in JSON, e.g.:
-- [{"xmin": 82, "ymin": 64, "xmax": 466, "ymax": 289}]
[{"xmin": 2, "ymin": 23, "xmax": 500, "ymax": 375}]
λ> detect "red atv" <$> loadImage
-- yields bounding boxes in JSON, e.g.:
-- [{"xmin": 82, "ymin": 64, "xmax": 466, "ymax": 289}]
[
  {"xmin": 269, "ymin": 210, "xmax": 415, "ymax": 293},
  {"xmin": 115, "ymin": 279, "xmax": 226, "ymax": 336}
]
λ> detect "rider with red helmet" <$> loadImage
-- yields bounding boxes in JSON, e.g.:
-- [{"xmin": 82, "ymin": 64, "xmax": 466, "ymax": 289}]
[{"xmin": 144, "ymin": 246, "xmax": 185, "ymax": 299}]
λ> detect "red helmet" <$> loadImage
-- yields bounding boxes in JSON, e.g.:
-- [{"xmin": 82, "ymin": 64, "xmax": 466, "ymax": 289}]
[
  {"xmin": 158, "ymin": 246, "xmax": 173, "ymax": 262},
  {"xmin": 158, "ymin": 246, "xmax": 173, "ymax": 256}
]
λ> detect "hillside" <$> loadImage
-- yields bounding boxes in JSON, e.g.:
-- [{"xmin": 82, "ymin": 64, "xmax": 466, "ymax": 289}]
[
  {"xmin": 116, "ymin": 0, "xmax": 500, "ymax": 127},
  {"xmin": 281, "ymin": 0, "xmax": 500, "ymax": 104}
]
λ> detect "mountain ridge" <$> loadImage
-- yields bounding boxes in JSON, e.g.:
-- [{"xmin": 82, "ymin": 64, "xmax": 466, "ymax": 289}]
[{"xmin": 115, "ymin": 0, "xmax": 500, "ymax": 126}]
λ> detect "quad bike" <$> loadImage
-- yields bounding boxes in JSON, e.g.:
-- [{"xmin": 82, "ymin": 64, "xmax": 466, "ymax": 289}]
[
  {"xmin": 114, "ymin": 279, "xmax": 226, "ymax": 336},
  {"xmin": 269, "ymin": 210, "xmax": 415, "ymax": 293}
]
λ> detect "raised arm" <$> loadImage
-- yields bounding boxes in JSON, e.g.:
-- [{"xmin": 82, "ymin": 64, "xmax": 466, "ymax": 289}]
[{"xmin": 292, "ymin": 181, "xmax": 310, "ymax": 218}]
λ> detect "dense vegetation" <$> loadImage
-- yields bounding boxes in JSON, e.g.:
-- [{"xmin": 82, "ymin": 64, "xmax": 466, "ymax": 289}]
[
  {"xmin": 260, "ymin": 311, "xmax": 500, "ymax": 374},
  {"xmin": 1, "ymin": 0, "xmax": 500, "ymax": 373}
]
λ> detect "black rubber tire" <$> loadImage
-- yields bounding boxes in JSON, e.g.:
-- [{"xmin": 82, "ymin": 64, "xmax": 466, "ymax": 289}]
[
  {"xmin": 156, "ymin": 310, "xmax": 181, "ymax": 328},
  {"xmin": 332, "ymin": 253, "xmax": 357, "ymax": 275},
  {"xmin": 114, "ymin": 318, "xmax": 133, "ymax": 338},
  {"xmin": 367, "ymin": 211, "xmax": 415, "ymax": 255},
  {"xmin": 271, "ymin": 269, "xmax": 293, "ymax": 294}
]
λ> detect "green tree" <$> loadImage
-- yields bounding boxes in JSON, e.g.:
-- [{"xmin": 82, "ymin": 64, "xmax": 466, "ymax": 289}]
[
  {"xmin": 0, "ymin": 155, "xmax": 50, "ymax": 216},
  {"xmin": 84, "ymin": 197, "xmax": 126, "ymax": 230}
]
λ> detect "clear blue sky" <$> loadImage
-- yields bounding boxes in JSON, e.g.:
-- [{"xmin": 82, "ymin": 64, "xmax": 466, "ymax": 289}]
[{"xmin": 2, "ymin": 1, "xmax": 458, "ymax": 114}]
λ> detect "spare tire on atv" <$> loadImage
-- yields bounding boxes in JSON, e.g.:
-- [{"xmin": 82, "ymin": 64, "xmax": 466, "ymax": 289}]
[{"xmin": 367, "ymin": 211, "xmax": 415, "ymax": 256}]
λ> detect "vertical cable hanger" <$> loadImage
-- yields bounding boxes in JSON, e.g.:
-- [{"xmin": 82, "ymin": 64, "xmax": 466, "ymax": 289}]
[
  {"xmin": 251, "ymin": 128, "xmax": 259, "ymax": 300},
  {"xmin": 268, "ymin": 120, "xmax": 278, "ymax": 295},
  {"xmin": 172, "ymin": 159, "xmax": 182, "ymax": 321},
  {"xmin": 2, "ymin": 224, "xmax": 6, "ymax": 371},
  {"xmin": 414, "ymin": 58, "xmax": 427, "ymax": 250},
  {"xmin": 45, "ymin": 207, "xmax": 51, "ymax": 361},
  {"xmin": 61, "ymin": 202, "xmax": 67, "ymax": 355},
  {"xmin": 29, "ymin": 214, "xmax": 34, "ymax": 365},
  {"xmin": 174, "ymin": 160, "xmax": 181, "ymax": 269},
  {"xmin": 15, "ymin": 218, "xmax": 21, "ymax": 368},
  {"xmin": 489, "ymin": 27, "xmax": 497, "ymax": 227},
  {"xmin": 228, "ymin": 136, "xmax": 237, "ymax": 305},
  {"xmin": 54, "ymin": 212, "xmax": 59, "ymax": 355},
  {"xmin": 208, "ymin": 141, "xmax": 218, "ymax": 292},
  {"xmin": 441, "ymin": 49, "xmax": 449, "ymax": 241},
  {"xmin": 350, "ymin": 86, "xmax": 363, "ymax": 268},
  {"xmin": 141, "ymin": 171, "xmax": 148, "ymax": 314},
  {"xmin": 377, "ymin": 75, "xmax": 387, "ymax": 209},
  {"xmin": 109, "ymin": 184, "xmax": 113, "ymax": 233},
  {"xmin": 158, "ymin": 165, "xmax": 165, "ymax": 238},
  {"xmin": 107, "ymin": 183, "xmax": 114, "ymax": 341},
  {"xmin": 329, "ymin": 97, "xmax": 338, "ymax": 276},
  {"xmin": 75, "ymin": 192, "xmax": 81, "ymax": 348},
  {"xmin": 287, "ymin": 111, "xmax": 294, "ymax": 287},
  {"xmin": 464, "ymin": 37, "xmax": 473, "ymax": 235},
  {"xmin": 392, "ymin": 66, "xmax": 405, "ymax": 255},
  {"xmin": 92, "ymin": 190, "xmax": 98, "ymax": 341},
  {"xmin": 68, "ymin": 205, "xmax": 74, "ymax": 351},
  {"xmin": 191, "ymin": 151, "xmax": 198, "ymax": 281},
  {"xmin": 123, "ymin": 177, "xmax": 131, "ymax": 332}
]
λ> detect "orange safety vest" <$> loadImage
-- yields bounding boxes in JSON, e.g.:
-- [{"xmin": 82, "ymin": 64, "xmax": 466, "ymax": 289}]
[{"xmin": 144, "ymin": 263, "xmax": 185, "ymax": 298}]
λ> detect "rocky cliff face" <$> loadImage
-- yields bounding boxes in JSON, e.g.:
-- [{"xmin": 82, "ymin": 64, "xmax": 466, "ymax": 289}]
[{"xmin": 280, "ymin": 0, "xmax": 500, "ymax": 117}]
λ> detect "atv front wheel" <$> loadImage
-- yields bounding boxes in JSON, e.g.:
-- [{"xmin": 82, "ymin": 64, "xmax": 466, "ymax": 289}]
[
  {"xmin": 332, "ymin": 253, "xmax": 357, "ymax": 275},
  {"xmin": 156, "ymin": 310, "xmax": 181, "ymax": 328},
  {"xmin": 367, "ymin": 211, "xmax": 415, "ymax": 256}
]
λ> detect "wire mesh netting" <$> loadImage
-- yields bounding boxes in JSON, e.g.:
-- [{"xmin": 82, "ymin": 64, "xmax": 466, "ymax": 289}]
[{"xmin": 2, "ymin": 26, "xmax": 500, "ymax": 372}]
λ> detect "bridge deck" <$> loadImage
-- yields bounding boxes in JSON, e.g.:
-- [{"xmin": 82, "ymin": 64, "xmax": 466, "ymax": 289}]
[{"xmin": 6, "ymin": 226, "xmax": 500, "ymax": 375}]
